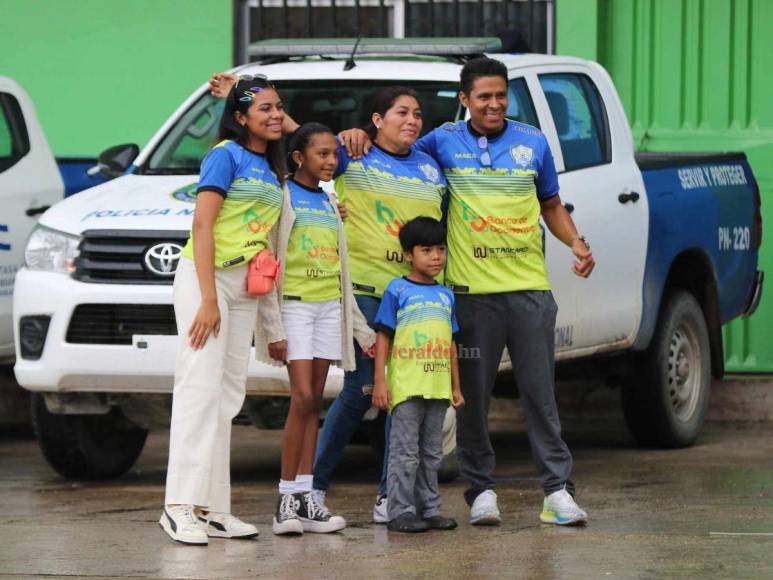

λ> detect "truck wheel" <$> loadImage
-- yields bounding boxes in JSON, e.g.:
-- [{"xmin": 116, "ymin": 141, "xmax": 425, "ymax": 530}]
[
  {"xmin": 622, "ymin": 291, "xmax": 711, "ymax": 447},
  {"xmin": 365, "ymin": 407, "xmax": 459, "ymax": 483},
  {"xmin": 30, "ymin": 393, "xmax": 148, "ymax": 479}
]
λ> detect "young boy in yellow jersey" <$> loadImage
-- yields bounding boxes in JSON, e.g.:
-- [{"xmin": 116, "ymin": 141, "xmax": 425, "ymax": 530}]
[{"xmin": 372, "ymin": 217, "xmax": 465, "ymax": 533}]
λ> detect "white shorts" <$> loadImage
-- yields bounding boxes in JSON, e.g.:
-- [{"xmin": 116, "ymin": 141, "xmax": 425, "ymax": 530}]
[{"xmin": 281, "ymin": 299, "xmax": 342, "ymax": 361}]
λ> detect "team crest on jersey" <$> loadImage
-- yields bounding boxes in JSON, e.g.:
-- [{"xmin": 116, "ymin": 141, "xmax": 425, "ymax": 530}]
[
  {"xmin": 418, "ymin": 163, "xmax": 439, "ymax": 183},
  {"xmin": 511, "ymin": 145, "xmax": 534, "ymax": 167},
  {"xmin": 438, "ymin": 292, "xmax": 451, "ymax": 306}
]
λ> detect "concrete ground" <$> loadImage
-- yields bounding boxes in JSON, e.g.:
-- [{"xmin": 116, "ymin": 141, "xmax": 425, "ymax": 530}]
[{"xmin": 2, "ymin": 413, "xmax": 772, "ymax": 579}]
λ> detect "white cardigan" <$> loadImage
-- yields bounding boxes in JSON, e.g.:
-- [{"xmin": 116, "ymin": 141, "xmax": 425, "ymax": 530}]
[{"xmin": 254, "ymin": 183, "xmax": 376, "ymax": 371}]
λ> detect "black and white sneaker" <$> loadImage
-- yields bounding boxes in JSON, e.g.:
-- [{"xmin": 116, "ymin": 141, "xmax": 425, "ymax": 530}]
[
  {"xmin": 295, "ymin": 491, "xmax": 346, "ymax": 533},
  {"xmin": 198, "ymin": 511, "xmax": 259, "ymax": 539},
  {"xmin": 158, "ymin": 505, "xmax": 208, "ymax": 545},
  {"xmin": 272, "ymin": 493, "xmax": 304, "ymax": 535}
]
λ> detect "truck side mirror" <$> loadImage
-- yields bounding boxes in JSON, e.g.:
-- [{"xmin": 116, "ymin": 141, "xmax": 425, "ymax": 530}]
[{"xmin": 91, "ymin": 144, "xmax": 139, "ymax": 179}]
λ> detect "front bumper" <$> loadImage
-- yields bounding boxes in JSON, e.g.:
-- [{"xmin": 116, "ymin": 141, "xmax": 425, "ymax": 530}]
[{"xmin": 12, "ymin": 268, "xmax": 344, "ymax": 396}]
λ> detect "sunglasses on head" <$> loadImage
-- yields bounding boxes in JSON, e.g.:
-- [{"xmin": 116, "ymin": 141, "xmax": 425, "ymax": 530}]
[{"xmin": 236, "ymin": 74, "xmax": 275, "ymax": 102}]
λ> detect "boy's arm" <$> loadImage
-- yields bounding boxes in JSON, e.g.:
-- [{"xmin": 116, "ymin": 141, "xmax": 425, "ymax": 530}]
[
  {"xmin": 373, "ymin": 332, "xmax": 391, "ymax": 411},
  {"xmin": 450, "ymin": 341, "xmax": 464, "ymax": 408}
]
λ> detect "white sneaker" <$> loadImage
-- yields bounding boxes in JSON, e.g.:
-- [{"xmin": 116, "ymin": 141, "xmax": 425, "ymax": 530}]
[
  {"xmin": 199, "ymin": 511, "xmax": 259, "ymax": 539},
  {"xmin": 469, "ymin": 490, "xmax": 502, "ymax": 526},
  {"xmin": 373, "ymin": 494, "xmax": 388, "ymax": 524},
  {"xmin": 159, "ymin": 505, "xmax": 208, "ymax": 545},
  {"xmin": 540, "ymin": 489, "xmax": 588, "ymax": 526}
]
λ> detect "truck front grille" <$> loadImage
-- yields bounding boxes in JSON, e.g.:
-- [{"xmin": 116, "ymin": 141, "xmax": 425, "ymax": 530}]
[
  {"xmin": 72, "ymin": 229, "xmax": 189, "ymax": 285},
  {"xmin": 66, "ymin": 304, "xmax": 177, "ymax": 345}
]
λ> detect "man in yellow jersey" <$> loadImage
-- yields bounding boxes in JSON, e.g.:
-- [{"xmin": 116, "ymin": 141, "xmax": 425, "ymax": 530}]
[{"xmin": 414, "ymin": 57, "xmax": 595, "ymax": 526}]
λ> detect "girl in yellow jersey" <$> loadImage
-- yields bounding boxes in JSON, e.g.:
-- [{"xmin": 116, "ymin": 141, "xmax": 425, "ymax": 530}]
[
  {"xmin": 160, "ymin": 76, "xmax": 286, "ymax": 545},
  {"xmin": 254, "ymin": 123, "xmax": 374, "ymax": 535}
]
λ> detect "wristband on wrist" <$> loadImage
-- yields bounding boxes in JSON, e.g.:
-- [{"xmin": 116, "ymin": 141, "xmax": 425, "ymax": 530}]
[{"xmin": 570, "ymin": 234, "xmax": 590, "ymax": 249}]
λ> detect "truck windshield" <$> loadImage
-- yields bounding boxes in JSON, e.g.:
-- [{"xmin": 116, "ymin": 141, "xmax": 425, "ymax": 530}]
[{"xmin": 145, "ymin": 80, "xmax": 462, "ymax": 174}]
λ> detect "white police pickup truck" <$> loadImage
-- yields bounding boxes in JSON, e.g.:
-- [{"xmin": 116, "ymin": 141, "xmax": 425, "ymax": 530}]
[
  {"xmin": 1, "ymin": 77, "xmax": 115, "ymax": 365},
  {"xmin": 13, "ymin": 39, "xmax": 763, "ymax": 479}
]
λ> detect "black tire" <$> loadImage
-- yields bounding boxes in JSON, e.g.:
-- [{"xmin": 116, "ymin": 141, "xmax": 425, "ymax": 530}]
[
  {"xmin": 30, "ymin": 393, "xmax": 148, "ymax": 479},
  {"xmin": 622, "ymin": 290, "xmax": 711, "ymax": 447},
  {"xmin": 364, "ymin": 409, "xmax": 460, "ymax": 483}
]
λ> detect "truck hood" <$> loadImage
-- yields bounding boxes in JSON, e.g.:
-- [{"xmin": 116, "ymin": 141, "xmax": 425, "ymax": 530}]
[{"xmin": 39, "ymin": 175, "xmax": 199, "ymax": 236}]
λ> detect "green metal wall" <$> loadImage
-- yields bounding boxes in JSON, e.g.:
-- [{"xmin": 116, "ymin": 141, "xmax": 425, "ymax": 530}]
[
  {"xmin": 558, "ymin": 0, "xmax": 773, "ymax": 372},
  {"xmin": 0, "ymin": 0, "xmax": 232, "ymax": 157}
]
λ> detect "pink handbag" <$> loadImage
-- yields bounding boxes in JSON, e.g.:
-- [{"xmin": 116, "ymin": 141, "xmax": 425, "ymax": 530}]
[{"xmin": 247, "ymin": 249, "xmax": 280, "ymax": 296}]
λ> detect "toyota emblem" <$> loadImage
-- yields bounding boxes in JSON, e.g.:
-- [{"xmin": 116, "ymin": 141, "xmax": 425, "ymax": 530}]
[{"xmin": 144, "ymin": 243, "xmax": 183, "ymax": 276}]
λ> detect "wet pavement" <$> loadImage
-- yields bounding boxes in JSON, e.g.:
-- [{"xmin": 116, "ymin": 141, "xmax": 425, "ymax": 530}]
[{"xmin": 1, "ymin": 418, "xmax": 772, "ymax": 579}]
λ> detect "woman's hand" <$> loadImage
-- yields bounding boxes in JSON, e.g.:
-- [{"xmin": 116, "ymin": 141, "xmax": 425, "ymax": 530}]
[
  {"xmin": 268, "ymin": 340, "xmax": 288, "ymax": 364},
  {"xmin": 337, "ymin": 202, "xmax": 348, "ymax": 220},
  {"xmin": 209, "ymin": 72, "xmax": 238, "ymax": 99},
  {"xmin": 452, "ymin": 389, "xmax": 465, "ymax": 409},
  {"xmin": 372, "ymin": 380, "xmax": 390, "ymax": 411},
  {"xmin": 188, "ymin": 299, "xmax": 221, "ymax": 350}
]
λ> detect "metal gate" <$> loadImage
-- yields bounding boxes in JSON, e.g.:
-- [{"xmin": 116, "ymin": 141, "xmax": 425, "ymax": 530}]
[{"xmin": 234, "ymin": 0, "xmax": 554, "ymax": 64}]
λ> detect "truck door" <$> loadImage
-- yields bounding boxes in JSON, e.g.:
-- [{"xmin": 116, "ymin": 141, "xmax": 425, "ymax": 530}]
[
  {"xmin": 528, "ymin": 67, "xmax": 648, "ymax": 353},
  {"xmin": 0, "ymin": 78, "xmax": 63, "ymax": 360},
  {"xmin": 505, "ymin": 76, "xmax": 577, "ymax": 355}
]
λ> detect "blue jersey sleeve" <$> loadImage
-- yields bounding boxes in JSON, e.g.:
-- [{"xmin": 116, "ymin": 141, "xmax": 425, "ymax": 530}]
[
  {"xmin": 373, "ymin": 284, "xmax": 399, "ymax": 337},
  {"xmin": 333, "ymin": 141, "xmax": 351, "ymax": 179},
  {"xmin": 536, "ymin": 136, "xmax": 560, "ymax": 201},
  {"xmin": 415, "ymin": 129, "xmax": 440, "ymax": 159},
  {"xmin": 197, "ymin": 145, "xmax": 236, "ymax": 197}
]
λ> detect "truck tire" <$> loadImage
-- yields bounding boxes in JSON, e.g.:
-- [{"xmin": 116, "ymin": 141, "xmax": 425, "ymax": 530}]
[
  {"xmin": 365, "ymin": 407, "xmax": 460, "ymax": 483},
  {"xmin": 622, "ymin": 290, "xmax": 711, "ymax": 447},
  {"xmin": 30, "ymin": 393, "xmax": 148, "ymax": 479}
]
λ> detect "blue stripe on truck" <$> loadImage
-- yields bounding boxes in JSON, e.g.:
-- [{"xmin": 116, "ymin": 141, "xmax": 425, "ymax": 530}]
[{"xmin": 633, "ymin": 158, "xmax": 758, "ymax": 351}]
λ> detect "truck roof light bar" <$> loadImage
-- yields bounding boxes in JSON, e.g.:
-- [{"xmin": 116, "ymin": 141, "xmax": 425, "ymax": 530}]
[{"xmin": 247, "ymin": 37, "xmax": 503, "ymax": 59}]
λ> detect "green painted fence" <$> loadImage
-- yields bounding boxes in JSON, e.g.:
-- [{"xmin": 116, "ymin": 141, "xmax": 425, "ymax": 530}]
[
  {"xmin": 558, "ymin": 0, "xmax": 773, "ymax": 372},
  {"xmin": 0, "ymin": 0, "xmax": 232, "ymax": 157}
]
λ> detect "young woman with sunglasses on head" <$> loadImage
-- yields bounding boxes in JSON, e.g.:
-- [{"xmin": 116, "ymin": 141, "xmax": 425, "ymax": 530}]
[
  {"xmin": 160, "ymin": 75, "xmax": 286, "ymax": 545},
  {"xmin": 253, "ymin": 122, "xmax": 375, "ymax": 535}
]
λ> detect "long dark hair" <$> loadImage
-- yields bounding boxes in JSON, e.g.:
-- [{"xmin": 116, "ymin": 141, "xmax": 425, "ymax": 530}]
[
  {"xmin": 365, "ymin": 86, "xmax": 420, "ymax": 140},
  {"xmin": 218, "ymin": 77, "xmax": 287, "ymax": 184}
]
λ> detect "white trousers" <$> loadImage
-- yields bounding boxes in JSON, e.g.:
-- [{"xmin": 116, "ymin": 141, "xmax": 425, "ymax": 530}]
[{"xmin": 164, "ymin": 258, "xmax": 257, "ymax": 513}]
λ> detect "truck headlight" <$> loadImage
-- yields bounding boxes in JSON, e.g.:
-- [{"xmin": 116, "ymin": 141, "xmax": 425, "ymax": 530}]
[{"xmin": 24, "ymin": 226, "xmax": 81, "ymax": 273}]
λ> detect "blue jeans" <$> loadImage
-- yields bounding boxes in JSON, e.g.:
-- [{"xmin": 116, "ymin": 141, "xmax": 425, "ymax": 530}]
[{"xmin": 313, "ymin": 294, "xmax": 390, "ymax": 495}]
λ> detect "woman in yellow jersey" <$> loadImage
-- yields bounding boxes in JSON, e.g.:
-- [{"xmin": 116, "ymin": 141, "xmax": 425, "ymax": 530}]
[
  {"xmin": 160, "ymin": 75, "xmax": 286, "ymax": 545},
  {"xmin": 253, "ymin": 123, "xmax": 375, "ymax": 535}
]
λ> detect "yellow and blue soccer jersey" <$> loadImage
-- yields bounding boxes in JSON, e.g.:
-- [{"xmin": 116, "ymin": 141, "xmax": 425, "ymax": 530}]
[
  {"xmin": 374, "ymin": 277, "xmax": 459, "ymax": 411},
  {"xmin": 182, "ymin": 140, "xmax": 283, "ymax": 268},
  {"xmin": 334, "ymin": 143, "xmax": 446, "ymax": 298},
  {"xmin": 416, "ymin": 120, "xmax": 559, "ymax": 294},
  {"xmin": 283, "ymin": 179, "xmax": 341, "ymax": 302}
]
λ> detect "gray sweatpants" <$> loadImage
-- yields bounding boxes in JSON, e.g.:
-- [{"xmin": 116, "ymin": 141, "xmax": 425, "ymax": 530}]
[
  {"xmin": 387, "ymin": 398, "xmax": 448, "ymax": 520},
  {"xmin": 455, "ymin": 291, "xmax": 574, "ymax": 506}
]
